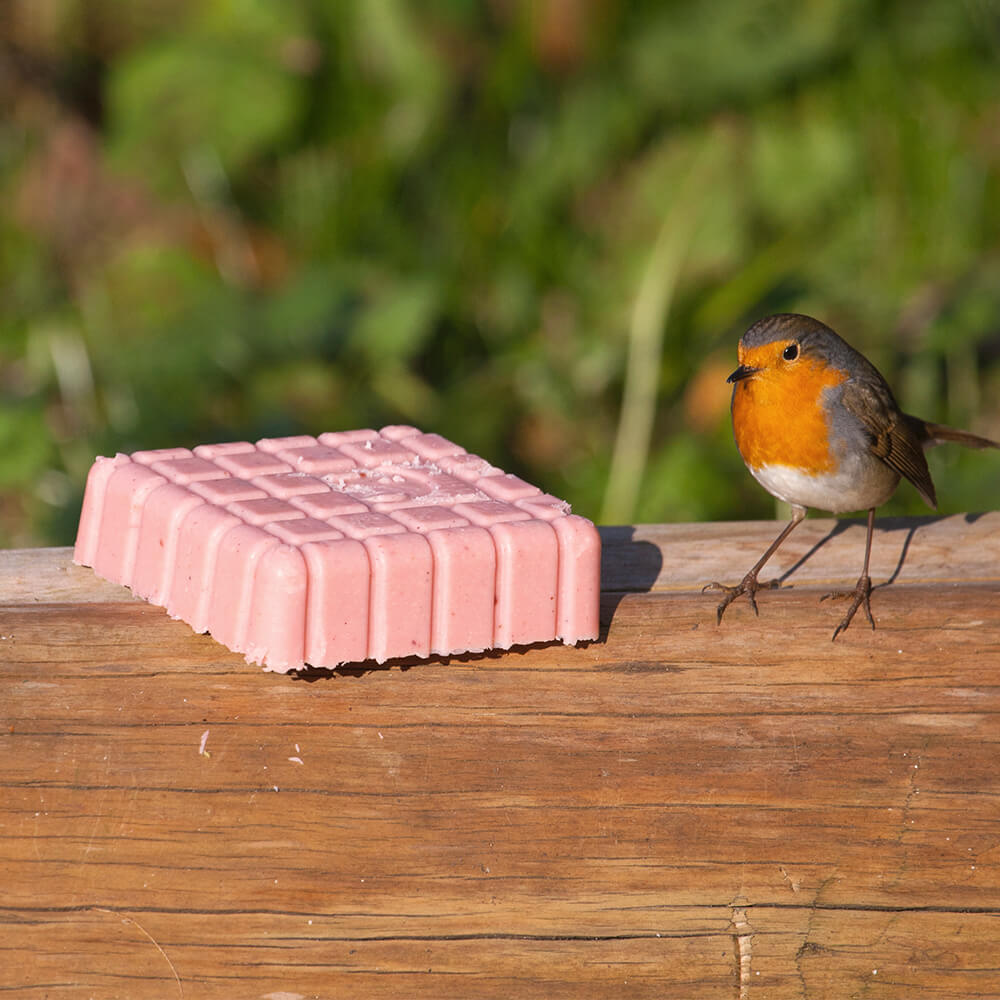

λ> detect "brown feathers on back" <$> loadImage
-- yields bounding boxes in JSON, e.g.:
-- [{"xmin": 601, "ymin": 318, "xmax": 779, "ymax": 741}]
[{"xmin": 838, "ymin": 380, "xmax": 938, "ymax": 508}]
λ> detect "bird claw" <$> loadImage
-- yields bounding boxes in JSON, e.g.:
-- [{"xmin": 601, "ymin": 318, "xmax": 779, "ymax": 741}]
[
  {"xmin": 822, "ymin": 575, "xmax": 875, "ymax": 640},
  {"xmin": 705, "ymin": 574, "xmax": 777, "ymax": 623}
]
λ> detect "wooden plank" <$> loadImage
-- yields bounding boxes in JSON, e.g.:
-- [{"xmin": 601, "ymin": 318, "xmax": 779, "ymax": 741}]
[
  {"xmin": 601, "ymin": 511, "xmax": 1000, "ymax": 591},
  {"xmin": 5, "ymin": 511, "xmax": 1000, "ymax": 605},
  {"xmin": 3, "ymin": 908, "xmax": 998, "ymax": 999},
  {"xmin": 0, "ymin": 908, "xmax": 736, "ymax": 999},
  {"xmin": 0, "ymin": 546, "xmax": 136, "ymax": 604},
  {"xmin": 2, "ymin": 520, "xmax": 1000, "ymax": 997}
]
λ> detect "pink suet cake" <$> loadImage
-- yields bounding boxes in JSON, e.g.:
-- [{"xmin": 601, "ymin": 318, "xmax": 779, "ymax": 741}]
[{"xmin": 74, "ymin": 426, "xmax": 601, "ymax": 671}]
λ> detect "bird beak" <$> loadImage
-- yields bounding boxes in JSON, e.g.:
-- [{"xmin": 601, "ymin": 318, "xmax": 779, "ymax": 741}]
[{"xmin": 726, "ymin": 364, "xmax": 759, "ymax": 384}]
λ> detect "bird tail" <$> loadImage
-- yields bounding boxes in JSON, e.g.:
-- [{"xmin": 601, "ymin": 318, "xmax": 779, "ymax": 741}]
[{"xmin": 919, "ymin": 420, "xmax": 1000, "ymax": 450}]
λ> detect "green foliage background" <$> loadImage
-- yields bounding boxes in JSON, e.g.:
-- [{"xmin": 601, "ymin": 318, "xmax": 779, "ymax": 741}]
[{"xmin": 3, "ymin": 0, "xmax": 1000, "ymax": 546}]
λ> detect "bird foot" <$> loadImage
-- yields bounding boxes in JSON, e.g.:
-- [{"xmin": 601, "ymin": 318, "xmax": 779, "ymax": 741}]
[
  {"xmin": 821, "ymin": 575, "xmax": 874, "ymax": 640},
  {"xmin": 703, "ymin": 574, "xmax": 779, "ymax": 624}
]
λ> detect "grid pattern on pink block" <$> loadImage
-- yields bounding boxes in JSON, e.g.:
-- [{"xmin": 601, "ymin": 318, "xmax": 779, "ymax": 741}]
[{"xmin": 74, "ymin": 427, "xmax": 601, "ymax": 672}]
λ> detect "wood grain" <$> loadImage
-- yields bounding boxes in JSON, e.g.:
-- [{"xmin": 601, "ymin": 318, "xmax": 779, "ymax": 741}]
[{"xmin": 2, "ymin": 516, "xmax": 1000, "ymax": 997}]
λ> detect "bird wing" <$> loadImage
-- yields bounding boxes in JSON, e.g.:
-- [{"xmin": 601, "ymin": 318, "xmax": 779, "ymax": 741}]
[{"xmin": 838, "ymin": 380, "xmax": 937, "ymax": 508}]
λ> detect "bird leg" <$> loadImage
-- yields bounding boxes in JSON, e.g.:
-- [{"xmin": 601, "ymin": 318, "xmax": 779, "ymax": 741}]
[
  {"xmin": 821, "ymin": 507, "xmax": 876, "ymax": 640},
  {"xmin": 705, "ymin": 506, "xmax": 806, "ymax": 623}
]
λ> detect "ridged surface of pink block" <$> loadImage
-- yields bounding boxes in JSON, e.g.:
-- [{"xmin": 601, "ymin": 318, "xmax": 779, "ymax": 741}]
[
  {"xmin": 74, "ymin": 428, "xmax": 601, "ymax": 671},
  {"xmin": 301, "ymin": 539, "xmax": 370, "ymax": 666},
  {"xmin": 208, "ymin": 524, "xmax": 280, "ymax": 653},
  {"xmin": 74, "ymin": 453, "xmax": 132, "ymax": 567},
  {"xmin": 365, "ymin": 533, "xmax": 433, "ymax": 663},
  {"xmin": 490, "ymin": 520, "xmax": 559, "ymax": 647},
  {"xmin": 132, "ymin": 483, "xmax": 206, "ymax": 605},
  {"xmin": 243, "ymin": 544, "xmax": 308, "ymax": 670},
  {"xmin": 166, "ymin": 504, "xmax": 241, "ymax": 633},
  {"xmin": 552, "ymin": 515, "xmax": 602, "ymax": 643},
  {"xmin": 92, "ymin": 463, "xmax": 167, "ymax": 587},
  {"xmin": 425, "ymin": 525, "xmax": 495, "ymax": 655}
]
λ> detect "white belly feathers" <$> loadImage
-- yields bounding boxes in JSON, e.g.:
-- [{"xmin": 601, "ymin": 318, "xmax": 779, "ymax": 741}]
[{"xmin": 749, "ymin": 451, "xmax": 900, "ymax": 514}]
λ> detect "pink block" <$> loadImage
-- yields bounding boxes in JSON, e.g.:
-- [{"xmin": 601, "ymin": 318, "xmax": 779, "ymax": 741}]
[
  {"xmin": 92, "ymin": 462, "xmax": 168, "ymax": 588},
  {"xmin": 338, "ymin": 438, "xmax": 419, "ymax": 468},
  {"xmin": 437, "ymin": 453, "xmax": 503, "ymax": 481},
  {"xmin": 491, "ymin": 519, "xmax": 559, "ymax": 647},
  {"xmin": 132, "ymin": 483, "xmax": 206, "ymax": 605},
  {"xmin": 225, "ymin": 497, "xmax": 306, "ymax": 526},
  {"xmin": 391, "ymin": 506, "xmax": 471, "ymax": 532},
  {"xmin": 243, "ymin": 543, "xmax": 308, "ymax": 671},
  {"xmin": 165, "ymin": 503, "xmax": 242, "ymax": 633},
  {"xmin": 515, "ymin": 494, "xmax": 571, "ymax": 521},
  {"xmin": 214, "ymin": 452, "xmax": 293, "ymax": 477},
  {"xmin": 386, "ymin": 506, "xmax": 493, "ymax": 654},
  {"xmin": 150, "ymin": 456, "xmax": 229, "ymax": 485},
  {"xmin": 75, "ymin": 426, "xmax": 601, "ymax": 671},
  {"xmin": 301, "ymin": 539, "xmax": 370, "ymax": 666},
  {"xmin": 325, "ymin": 470, "xmax": 430, "ymax": 511},
  {"xmin": 384, "ymin": 468, "xmax": 485, "ymax": 507},
  {"xmin": 318, "ymin": 428, "xmax": 379, "ymax": 446},
  {"xmin": 289, "ymin": 491, "xmax": 366, "ymax": 519},
  {"xmin": 330, "ymin": 511, "xmax": 407, "ymax": 538},
  {"xmin": 377, "ymin": 424, "xmax": 420, "ymax": 441},
  {"xmin": 256, "ymin": 434, "xmax": 318, "ymax": 453},
  {"xmin": 342, "ymin": 468, "xmax": 484, "ymax": 513},
  {"xmin": 425, "ymin": 526, "xmax": 495, "ymax": 655},
  {"xmin": 190, "ymin": 478, "xmax": 267, "ymax": 504},
  {"xmin": 207, "ymin": 523, "xmax": 281, "ymax": 654},
  {"xmin": 193, "ymin": 441, "xmax": 255, "ymax": 459},
  {"xmin": 454, "ymin": 500, "xmax": 532, "ymax": 526},
  {"xmin": 476, "ymin": 473, "xmax": 542, "ymax": 502},
  {"xmin": 74, "ymin": 453, "xmax": 132, "ymax": 566},
  {"xmin": 132, "ymin": 447, "xmax": 193, "ymax": 465},
  {"xmin": 251, "ymin": 473, "xmax": 330, "ymax": 499},
  {"xmin": 401, "ymin": 432, "xmax": 467, "ymax": 460},
  {"xmin": 276, "ymin": 445, "xmax": 355, "ymax": 474},
  {"xmin": 365, "ymin": 533, "xmax": 432, "ymax": 662},
  {"xmin": 552, "ymin": 515, "xmax": 602, "ymax": 643},
  {"xmin": 265, "ymin": 517, "xmax": 344, "ymax": 545}
]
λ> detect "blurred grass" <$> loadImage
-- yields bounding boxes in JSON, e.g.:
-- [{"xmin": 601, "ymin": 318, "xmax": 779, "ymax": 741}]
[{"xmin": 2, "ymin": 0, "xmax": 1000, "ymax": 546}]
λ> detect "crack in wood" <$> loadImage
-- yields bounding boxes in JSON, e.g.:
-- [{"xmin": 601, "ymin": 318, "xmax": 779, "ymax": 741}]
[
  {"xmin": 730, "ymin": 897, "xmax": 753, "ymax": 1000},
  {"xmin": 92, "ymin": 907, "xmax": 183, "ymax": 997},
  {"xmin": 792, "ymin": 873, "xmax": 840, "ymax": 1000}
]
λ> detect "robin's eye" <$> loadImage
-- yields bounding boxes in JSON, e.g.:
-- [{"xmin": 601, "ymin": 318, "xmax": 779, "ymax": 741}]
[{"xmin": 783, "ymin": 343, "xmax": 799, "ymax": 361}]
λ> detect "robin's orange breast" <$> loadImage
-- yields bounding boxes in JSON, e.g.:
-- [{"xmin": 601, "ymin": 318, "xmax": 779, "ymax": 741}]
[{"xmin": 732, "ymin": 359, "xmax": 848, "ymax": 476}]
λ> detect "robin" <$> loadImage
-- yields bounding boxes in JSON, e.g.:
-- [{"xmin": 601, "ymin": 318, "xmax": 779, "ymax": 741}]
[{"xmin": 706, "ymin": 313, "xmax": 999, "ymax": 638}]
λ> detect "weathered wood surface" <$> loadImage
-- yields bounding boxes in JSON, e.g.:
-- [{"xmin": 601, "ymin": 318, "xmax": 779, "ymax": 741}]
[{"xmin": 2, "ymin": 513, "xmax": 1000, "ymax": 998}]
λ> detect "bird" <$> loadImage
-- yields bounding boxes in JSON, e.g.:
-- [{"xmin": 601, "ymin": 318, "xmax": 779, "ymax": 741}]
[{"xmin": 705, "ymin": 312, "xmax": 999, "ymax": 639}]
